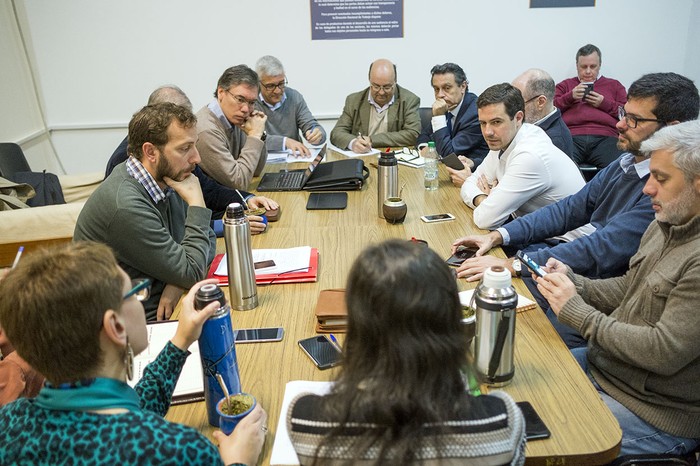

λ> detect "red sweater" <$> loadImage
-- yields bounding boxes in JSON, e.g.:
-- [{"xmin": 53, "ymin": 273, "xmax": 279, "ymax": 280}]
[{"xmin": 554, "ymin": 76, "xmax": 626, "ymax": 138}]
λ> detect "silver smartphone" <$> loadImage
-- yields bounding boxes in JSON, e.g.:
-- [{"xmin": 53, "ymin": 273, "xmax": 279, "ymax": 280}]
[
  {"xmin": 420, "ymin": 213, "xmax": 456, "ymax": 223},
  {"xmin": 234, "ymin": 327, "xmax": 284, "ymax": 343},
  {"xmin": 298, "ymin": 335, "xmax": 342, "ymax": 370}
]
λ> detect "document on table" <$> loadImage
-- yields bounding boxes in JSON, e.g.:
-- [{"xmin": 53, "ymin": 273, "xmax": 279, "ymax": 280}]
[
  {"xmin": 214, "ymin": 246, "xmax": 312, "ymax": 276},
  {"xmin": 127, "ymin": 321, "xmax": 204, "ymax": 403},
  {"xmin": 329, "ymin": 143, "xmax": 380, "ymax": 158},
  {"xmin": 270, "ymin": 380, "xmax": 334, "ymax": 465},
  {"xmin": 396, "ymin": 147, "xmax": 425, "ymax": 168},
  {"xmin": 267, "ymin": 146, "xmax": 325, "ymax": 164}
]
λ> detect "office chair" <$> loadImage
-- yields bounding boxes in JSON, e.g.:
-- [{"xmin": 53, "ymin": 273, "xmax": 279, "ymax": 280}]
[
  {"xmin": 418, "ymin": 107, "xmax": 433, "ymax": 134},
  {"xmin": 0, "ymin": 142, "xmax": 32, "ymax": 179}
]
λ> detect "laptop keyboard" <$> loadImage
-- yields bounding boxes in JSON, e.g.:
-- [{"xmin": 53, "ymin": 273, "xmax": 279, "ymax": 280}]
[{"xmin": 274, "ymin": 170, "xmax": 305, "ymax": 188}]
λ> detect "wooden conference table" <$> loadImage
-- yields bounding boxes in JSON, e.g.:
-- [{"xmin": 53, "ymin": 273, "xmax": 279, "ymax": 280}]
[{"xmin": 167, "ymin": 149, "xmax": 621, "ymax": 465}]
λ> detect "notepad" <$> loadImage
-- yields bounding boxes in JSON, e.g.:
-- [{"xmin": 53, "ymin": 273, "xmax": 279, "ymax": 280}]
[{"xmin": 127, "ymin": 321, "xmax": 204, "ymax": 404}]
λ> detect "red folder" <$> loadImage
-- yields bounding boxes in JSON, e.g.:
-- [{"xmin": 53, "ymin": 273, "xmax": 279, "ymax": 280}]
[{"xmin": 207, "ymin": 248, "xmax": 319, "ymax": 285}]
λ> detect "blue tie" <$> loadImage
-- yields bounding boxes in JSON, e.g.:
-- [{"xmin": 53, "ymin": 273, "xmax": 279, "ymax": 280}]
[{"xmin": 445, "ymin": 112, "xmax": 453, "ymax": 135}]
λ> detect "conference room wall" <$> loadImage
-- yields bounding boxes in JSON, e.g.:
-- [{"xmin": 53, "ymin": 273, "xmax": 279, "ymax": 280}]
[{"xmin": 1, "ymin": 0, "xmax": 696, "ymax": 175}]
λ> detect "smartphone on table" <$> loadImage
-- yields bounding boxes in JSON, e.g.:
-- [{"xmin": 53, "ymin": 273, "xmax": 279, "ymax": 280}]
[
  {"xmin": 298, "ymin": 335, "xmax": 342, "ymax": 370},
  {"xmin": 445, "ymin": 247, "xmax": 478, "ymax": 267},
  {"xmin": 516, "ymin": 401, "xmax": 551, "ymax": 440},
  {"xmin": 420, "ymin": 213, "xmax": 456, "ymax": 223},
  {"xmin": 234, "ymin": 327, "xmax": 284, "ymax": 343},
  {"xmin": 515, "ymin": 250, "xmax": 547, "ymax": 278}
]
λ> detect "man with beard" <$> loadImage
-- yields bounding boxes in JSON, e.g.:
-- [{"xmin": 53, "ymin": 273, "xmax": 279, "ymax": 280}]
[
  {"xmin": 536, "ymin": 120, "xmax": 700, "ymax": 455},
  {"xmin": 451, "ymin": 72, "xmax": 699, "ymax": 347},
  {"xmin": 75, "ymin": 103, "xmax": 216, "ymax": 321}
]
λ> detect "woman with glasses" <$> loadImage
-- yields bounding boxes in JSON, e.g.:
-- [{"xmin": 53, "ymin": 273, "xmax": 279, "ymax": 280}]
[
  {"xmin": 287, "ymin": 239, "xmax": 525, "ymax": 465},
  {"xmin": 0, "ymin": 241, "xmax": 266, "ymax": 465}
]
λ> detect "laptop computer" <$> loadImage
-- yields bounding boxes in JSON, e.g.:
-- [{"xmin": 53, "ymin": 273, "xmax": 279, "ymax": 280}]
[{"xmin": 256, "ymin": 145, "xmax": 326, "ymax": 192}]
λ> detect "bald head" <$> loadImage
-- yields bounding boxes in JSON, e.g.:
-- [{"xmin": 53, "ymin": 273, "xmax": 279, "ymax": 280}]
[
  {"xmin": 511, "ymin": 68, "xmax": 555, "ymax": 123},
  {"xmin": 147, "ymin": 85, "xmax": 192, "ymax": 110},
  {"xmin": 368, "ymin": 58, "xmax": 397, "ymax": 107}
]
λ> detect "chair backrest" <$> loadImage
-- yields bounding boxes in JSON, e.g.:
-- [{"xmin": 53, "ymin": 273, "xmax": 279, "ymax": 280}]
[
  {"xmin": 0, "ymin": 143, "xmax": 32, "ymax": 179},
  {"xmin": 418, "ymin": 107, "xmax": 433, "ymax": 135}
]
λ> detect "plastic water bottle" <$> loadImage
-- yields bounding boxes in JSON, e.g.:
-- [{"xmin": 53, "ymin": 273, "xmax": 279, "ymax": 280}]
[
  {"xmin": 377, "ymin": 151, "xmax": 398, "ymax": 217},
  {"xmin": 223, "ymin": 203, "xmax": 258, "ymax": 311},
  {"xmin": 424, "ymin": 142, "xmax": 438, "ymax": 191},
  {"xmin": 473, "ymin": 266, "xmax": 518, "ymax": 386},
  {"xmin": 195, "ymin": 283, "xmax": 241, "ymax": 426}
]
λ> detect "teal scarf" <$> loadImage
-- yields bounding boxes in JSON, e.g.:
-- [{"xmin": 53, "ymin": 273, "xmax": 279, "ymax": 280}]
[{"xmin": 35, "ymin": 378, "xmax": 141, "ymax": 412}]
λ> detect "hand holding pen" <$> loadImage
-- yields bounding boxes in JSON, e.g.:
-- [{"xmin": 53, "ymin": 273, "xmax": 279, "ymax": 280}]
[{"xmin": 351, "ymin": 132, "xmax": 372, "ymax": 154}]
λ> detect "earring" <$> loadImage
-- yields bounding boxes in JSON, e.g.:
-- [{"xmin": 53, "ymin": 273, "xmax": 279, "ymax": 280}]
[{"xmin": 125, "ymin": 337, "xmax": 134, "ymax": 381}]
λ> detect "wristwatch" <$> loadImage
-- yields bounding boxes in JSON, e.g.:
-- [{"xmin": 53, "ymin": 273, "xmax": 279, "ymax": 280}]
[
  {"xmin": 512, "ymin": 258, "xmax": 522, "ymax": 277},
  {"xmin": 259, "ymin": 131, "xmax": 267, "ymax": 142}
]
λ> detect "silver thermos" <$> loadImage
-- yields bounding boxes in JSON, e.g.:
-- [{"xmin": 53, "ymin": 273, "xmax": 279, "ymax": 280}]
[
  {"xmin": 223, "ymin": 202, "xmax": 258, "ymax": 310},
  {"xmin": 377, "ymin": 152, "xmax": 398, "ymax": 217},
  {"xmin": 473, "ymin": 266, "xmax": 518, "ymax": 386}
]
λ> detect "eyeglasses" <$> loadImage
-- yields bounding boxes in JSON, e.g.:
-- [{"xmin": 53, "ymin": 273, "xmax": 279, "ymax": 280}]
[
  {"xmin": 370, "ymin": 82, "xmax": 395, "ymax": 93},
  {"xmin": 225, "ymin": 89, "xmax": 258, "ymax": 108},
  {"xmin": 618, "ymin": 106, "xmax": 665, "ymax": 129},
  {"xmin": 123, "ymin": 278, "xmax": 151, "ymax": 302},
  {"xmin": 524, "ymin": 95, "xmax": 542, "ymax": 104},
  {"xmin": 261, "ymin": 78, "xmax": 287, "ymax": 91}
]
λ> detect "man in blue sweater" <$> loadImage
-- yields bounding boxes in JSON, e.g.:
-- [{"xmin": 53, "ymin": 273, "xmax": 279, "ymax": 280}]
[{"xmin": 452, "ymin": 72, "xmax": 699, "ymax": 348}]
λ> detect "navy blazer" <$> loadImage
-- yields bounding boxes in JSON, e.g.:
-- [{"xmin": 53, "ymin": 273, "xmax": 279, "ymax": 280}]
[
  {"xmin": 105, "ymin": 137, "xmax": 249, "ymax": 220},
  {"xmin": 416, "ymin": 92, "xmax": 489, "ymax": 168},
  {"xmin": 538, "ymin": 108, "xmax": 574, "ymax": 159}
]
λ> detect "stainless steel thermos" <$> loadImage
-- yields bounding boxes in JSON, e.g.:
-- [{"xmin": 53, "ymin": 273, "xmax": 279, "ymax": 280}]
[
  {"xmin": 195, "ymin": 283, "xmax": 241, "ymax": 426},
  {"xmin": 473, "ymin": 266, "xmax": 518, "ymax": 386},
  {"xmin": 377, "ymin": 152, "xmax": 398, "ymax": 217},
  {"xmin": 223, "ymin": 202, "xmax": 258, "ymax": 310}
]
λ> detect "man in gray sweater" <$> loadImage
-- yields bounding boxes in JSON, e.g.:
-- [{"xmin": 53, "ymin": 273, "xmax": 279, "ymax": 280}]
[
  {"xmin": 75, "ymin": 103, "xmax": 215, "ymax": 321},
  {"xmin": 254, "ymin": 55, "xmax": 326, "ymax": 158},
  {"xmin": 536, "ymin": 121, "xmax": 700, "ymax": 455}
]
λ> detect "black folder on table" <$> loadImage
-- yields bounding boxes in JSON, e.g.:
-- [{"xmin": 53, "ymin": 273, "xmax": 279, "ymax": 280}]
[{"xmin": 257, "ymin": 145, "xmax": 368, "ymax": 192}]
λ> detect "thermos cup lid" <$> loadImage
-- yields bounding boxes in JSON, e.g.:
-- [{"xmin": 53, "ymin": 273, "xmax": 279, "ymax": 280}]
[
  {"xmin": 378, "ymin": 151, "xmax": 397, "ymax": 165},
  {"xmin": 195, "ymin": 283, "xmax": 227, "ymax": 310},
  {"xmin": 226, "ymin": 203, "xmax": 245, "ymax": 219},
  {"xmin": 483, "ymin": 266, "xmax": 512, "ymax": 289}
]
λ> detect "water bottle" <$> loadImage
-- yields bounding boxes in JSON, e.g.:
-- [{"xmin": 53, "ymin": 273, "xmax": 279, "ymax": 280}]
[
  {"xmin": 424, "ymin": 141, "xmax": 438, "ymax": 191},
  {"xmin": 377, "ymin": 151, "xmax": 398, "ymax": 217},
  {"xmin": 223, "ymin": 203, "xmax": 258, "ymax": 310},
  {"xmin": 195, "ymin": 283, "xmax": 241, "ymax": 426},
  {"xmin": 473, "ymin": 266, "xmax": 518, "ymax": 386}
]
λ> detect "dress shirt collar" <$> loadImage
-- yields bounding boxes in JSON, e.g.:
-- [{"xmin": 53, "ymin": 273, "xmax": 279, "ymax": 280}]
[
  {"xmin": 259, "ymin": 91, "xmax": 286, "ymax": 111},
  {"xmin": 534, "ymin": 108, "xmax": 558, "ymax": 126},
  {"xmin": 619, "ymin": 153, "xmax": 650, "ymax": 179},
  {"xmin": 450, "ymin": 97, "xmax": 465, "ymax": 120},
  {"xmin": 208, "ymin": 99, "xmax": 234, "ymax": 132},
  {"xmin": 367, "ymin": 91, "xmax": 395, "ymax": 113},
  {"xmin": 126, "ymin": 155, "xmax": 169, "ymax": 204}
]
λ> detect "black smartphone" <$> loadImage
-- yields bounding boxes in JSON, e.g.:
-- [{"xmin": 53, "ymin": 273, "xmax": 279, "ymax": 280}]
[
  {"xmin": 440, "ymin": 153, "xmax": 465, "ymax": 170},
  {"xmin": 582, "ymin": 82, "xmax": 594, "ymax": 99},
  {"xmin": 517, "ymin": 401, "xmax": 551, "ymax": 441},
  {"xmin": 298, "ymin": 335, "xmax": 342, "ymax": 370},
  {"xmin": 234, "ymin": 327, "xmax": 284, "ymax": 343},
  {"xmin": 516, "ymin": 250, "xmax": 547, "ymax": 278},
  {"xmin": 306, "ymin": 192, "xmax": 348, "ymax": 210},
  {"xmin": 254, "ymin": 260, "xmax": 276, "ymax": 270},
  {"xmin": 445, "ymin": 247, "xmax": 478, "ymax": 266}
]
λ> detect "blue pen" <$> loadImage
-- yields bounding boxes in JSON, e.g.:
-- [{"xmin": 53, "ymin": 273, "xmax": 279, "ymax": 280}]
[{"xmin": 329, "ymin": 334, "xmax": 342, "ymax": 352}]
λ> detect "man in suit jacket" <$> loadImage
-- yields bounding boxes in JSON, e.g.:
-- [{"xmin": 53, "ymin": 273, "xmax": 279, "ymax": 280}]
[
  {"xmin": 330, "ymin": 58, "xmax": 420, "ymax": 152},
  {"xmin": 512, "ymin": 69, "xmax": 574, "ymax": 158},
  {"xmin": 416, "ymin": 63, "xmax": 489, "ymax": 169}
]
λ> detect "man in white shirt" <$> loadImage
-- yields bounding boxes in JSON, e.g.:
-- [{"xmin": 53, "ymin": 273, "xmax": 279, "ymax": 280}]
[{"xmin": 462, "ymin": 83, "xmax": 585, "ymax": 230}]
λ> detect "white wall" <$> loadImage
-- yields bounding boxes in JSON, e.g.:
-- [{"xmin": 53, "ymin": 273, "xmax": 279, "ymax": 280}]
[{"xmin": 2, "ymin": 0, "xmax": 697, "ymax": 174}]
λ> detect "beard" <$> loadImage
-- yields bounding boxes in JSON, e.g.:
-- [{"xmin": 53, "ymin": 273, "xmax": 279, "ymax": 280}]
[
  {"xmin": 155, "ymin": 154, "xmax": 191, "ymax": 183},
  {"xmin": 653, "ymin": 183, "xmax": 700, "ymax": 225}
]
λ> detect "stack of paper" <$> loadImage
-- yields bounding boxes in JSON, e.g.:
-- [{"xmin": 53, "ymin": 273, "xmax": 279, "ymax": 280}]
[{"xmin": 208, "ymin": 246, "xmax": 319, "ymax": 285}]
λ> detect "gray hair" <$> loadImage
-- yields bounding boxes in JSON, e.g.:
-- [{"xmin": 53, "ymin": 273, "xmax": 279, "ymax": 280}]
[
  {"xmin": 255, "ymin": 55, "xmax": 285, "ymax": 77},
  {"xmin": 213, "ymin": 65, "xmax": 259, "ymax": 97},
  {"xmin": 147, "ymin": 85, "xmax": 192, "ymax": 110},
  {"xmin": 523, "ymin": 69, "xmax": 555, "ymax": 101},
  {"xmin": 641, "ymin": 120, "xmax": 700, "ymax": 182}
]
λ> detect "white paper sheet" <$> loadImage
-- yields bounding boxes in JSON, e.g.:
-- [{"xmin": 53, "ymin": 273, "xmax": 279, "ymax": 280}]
[
  {"xmin": 328, "ymin": 143, "xmax": 380, "ymax": 158},
  {"xmin": 214, "ymin": 246, "xmax": 312, "ymax": 276}
]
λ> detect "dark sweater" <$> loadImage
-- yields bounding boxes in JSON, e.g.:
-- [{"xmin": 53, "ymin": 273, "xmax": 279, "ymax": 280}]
[{"xmin": 554, "ymin": 76, "xmax": 626, "ymax": 138}]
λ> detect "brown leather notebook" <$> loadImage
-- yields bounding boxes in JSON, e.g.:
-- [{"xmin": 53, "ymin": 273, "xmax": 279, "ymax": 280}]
[{"xmin": 314, "ymin": 288, "xmax": 348, "ymax": 333}]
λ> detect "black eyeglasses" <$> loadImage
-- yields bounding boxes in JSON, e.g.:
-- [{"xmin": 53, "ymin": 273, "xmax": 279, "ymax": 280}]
[
  {"xmin": 261, "ymin": 78, "xmax": 287, "ymax": 91},
  {"xmin": 370, "ymin": 82, "xmax": 395, "ymax": 93},
  {"xmin": 225, "ymin": 89, "xmax": 258, "ymax": 108},
  {"xmin": 524, "ymin": 95, "xmax": 542, "ymax": 104},
  {"xmin": 618, "ymin": 106, "xmax": 665, "ymax": 129},
  {"xmin": 123, "ymin": 278, "xmax": 151, "ymax": 302}
]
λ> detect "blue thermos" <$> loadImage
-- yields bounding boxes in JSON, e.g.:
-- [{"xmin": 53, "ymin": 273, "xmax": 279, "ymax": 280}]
[{"xmin": 195, "ymin": 283, "xmax": 242, "ymax": 426}]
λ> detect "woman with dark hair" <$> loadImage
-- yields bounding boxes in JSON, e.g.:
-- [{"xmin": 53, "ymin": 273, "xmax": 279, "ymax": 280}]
[
  {"xmin": 287, "ymin": 239, "xmax": 525, "ymax": 465},
  {"xmin": 0, "ymin": 242, "xmax": 266, "ymax": 465}
]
